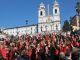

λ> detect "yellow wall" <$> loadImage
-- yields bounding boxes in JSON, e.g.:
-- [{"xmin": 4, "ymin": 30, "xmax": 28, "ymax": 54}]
[{"xmin": 72, "ymin": 26, "xmax": 80, "ymax": 31}]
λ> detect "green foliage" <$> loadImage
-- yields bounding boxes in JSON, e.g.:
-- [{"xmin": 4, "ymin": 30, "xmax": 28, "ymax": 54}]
[{"xmin": 62, "ymin": 20, "xmax": 71, "ymax": 32}]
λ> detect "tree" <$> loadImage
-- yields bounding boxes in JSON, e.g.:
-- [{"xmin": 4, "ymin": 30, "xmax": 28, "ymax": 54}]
[{"xmin": 62, "ymin": 20, "xmax": 71, "ymax": 32}]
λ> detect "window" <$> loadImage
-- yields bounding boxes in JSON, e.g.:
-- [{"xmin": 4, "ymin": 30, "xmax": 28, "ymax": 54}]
[
  {"xmin": 55, "ymin": 9, "xmax": 57, "ymax": 14},
  {"xmin": 40, "ymin": 11, "xmax": 43, "ymax": 16}
]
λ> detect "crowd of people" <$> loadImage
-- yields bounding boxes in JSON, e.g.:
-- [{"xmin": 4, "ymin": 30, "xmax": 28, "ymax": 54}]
[{"xmin": 0, "ymin": 31, "xmax": 80, "ymax": 60}]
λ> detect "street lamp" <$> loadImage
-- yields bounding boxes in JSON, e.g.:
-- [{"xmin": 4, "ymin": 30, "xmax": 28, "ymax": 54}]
[
  {"xmin": 26, "ymin": 20, "xmax": 28, "ymax": 34},
  {"xmin": 26, "ymin": 20, "xmax": 28, "ymax": 25}
]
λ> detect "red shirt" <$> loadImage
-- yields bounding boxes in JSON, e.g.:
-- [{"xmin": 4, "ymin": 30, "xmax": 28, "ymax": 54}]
[
  {"xmin": 76, "ymin": 42, "xmax": 79, "ymax": 47},
  {"xmin": 1, "ymin": 49, "xmax": 8, "ymax": 59},
  {"xmin": 55, "ymin": 49, "xmax": 59, "ymax": 55},
  {"xmin": 28, "ymin": 49, "xmax": 32, "ymax": 58}
]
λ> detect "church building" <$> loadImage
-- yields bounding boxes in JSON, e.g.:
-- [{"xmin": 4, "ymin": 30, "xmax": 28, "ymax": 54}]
[{"xmin": 2, "ymin": 0, "xmax": 61, "ymax": 36}]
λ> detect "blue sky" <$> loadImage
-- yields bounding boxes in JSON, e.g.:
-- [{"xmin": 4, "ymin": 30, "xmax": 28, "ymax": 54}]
[{"xmin": 0, "ymin": 0, "xmax": 77, "ymax": 28}]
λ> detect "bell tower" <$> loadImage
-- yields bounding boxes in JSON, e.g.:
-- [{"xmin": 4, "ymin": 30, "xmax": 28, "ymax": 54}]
[
  {"xmin": 53, "ymin": 0, "xmax": 60, "ymax": 21},
  {"xmin": 53, "ymin": 0, "xmax": 61, "ymax": 31},
  {"xmin": 38, "ymin": 2, "xmax": 46, "ymax": 23}
]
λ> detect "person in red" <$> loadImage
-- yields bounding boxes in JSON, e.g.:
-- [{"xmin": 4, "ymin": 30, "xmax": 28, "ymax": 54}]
[
  {"xmin": 45, "ymin": 46, "xmax": 49, "ymax": 55},
  {"xmin": 9, "ymin": 50, "xmax": 12, "ymax": 60},
  {"xmin": 35, "ymin": 44, "xmax": 40, "ymax": 60},
  {"xmin": 1, "ymin": 47, "xmax": 8, "ymax": 60},
  {"xmin": 55, "ymin": 48, "xmax": 59, "ymax": 56},
  {"xmin": 62, "ymin": 45, "xmax": 67, "ymax": 55},
  {"xmin": 0, "ymin": 45, "xmax": 5, "ymax": 60},
  {"xmin": 28, "ymin": 47, "xmax": 32, "ymax": 60},
  {"xmin": 79, "ymin": 42, "xmax": 80, "ymax": 47},
  {"xmin": 76, "ymin": 41, "xmax": 79, "ymax": 47},
  {"xmin": 44, "ymin": 34, "xmax": 49, "ymax": 41}
]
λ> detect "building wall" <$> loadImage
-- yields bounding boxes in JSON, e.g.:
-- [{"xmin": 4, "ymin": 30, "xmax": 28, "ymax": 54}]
[
  {"xmin": 72, "ymin": 26, "xmax": 79, "ymax": 31},
  {"xmin": 3, "ymin": 25, "xmax": 37, "ymax": 36},
  {"xmin": 71, "ymin": 15, "xmax": 80, "ymax": 31}
]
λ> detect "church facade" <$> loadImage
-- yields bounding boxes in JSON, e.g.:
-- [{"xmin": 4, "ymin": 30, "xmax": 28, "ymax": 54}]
[{"xmin": 2, "ymin": 0, "xmax": 61, "ymax": 36}]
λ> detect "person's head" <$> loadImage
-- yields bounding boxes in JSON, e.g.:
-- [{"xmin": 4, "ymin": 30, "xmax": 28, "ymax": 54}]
[{"xmin": 59, "ymin": 52, "xmax": 65, "ymax": 60}]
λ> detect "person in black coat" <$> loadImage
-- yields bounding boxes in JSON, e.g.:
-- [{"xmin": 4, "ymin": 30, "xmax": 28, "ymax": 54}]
[{"xmin": 31, "ymin": 47, "xmax": 36, "ymax": 60}]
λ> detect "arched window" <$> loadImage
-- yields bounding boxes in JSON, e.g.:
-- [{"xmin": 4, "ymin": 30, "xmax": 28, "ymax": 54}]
[
  {"xmin": 55, "ymin": 9, "xmax": 57, "ymax": 14},
  {"xmin": 40, "ymin": 11, "xmax": 43, "ymax": 16}
]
